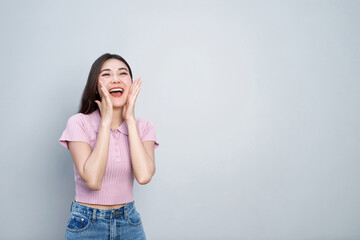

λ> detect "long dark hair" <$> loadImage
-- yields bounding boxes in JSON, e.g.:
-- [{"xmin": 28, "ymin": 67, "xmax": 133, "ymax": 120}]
[{"xmin": 78, "ymin": 53, "xmax": 133, "ymax": 114}]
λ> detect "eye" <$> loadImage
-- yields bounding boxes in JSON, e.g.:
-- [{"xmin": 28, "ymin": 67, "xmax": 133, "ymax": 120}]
[
  {"xmin": 102, "ymin": 73, "xmax": 110, "ymax": 76},
  {"xmin": 120, "ymin": 72, "xmax": 127, "ymax": 75}
]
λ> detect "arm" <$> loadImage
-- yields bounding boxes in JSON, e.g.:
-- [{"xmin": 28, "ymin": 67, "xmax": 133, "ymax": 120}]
[
  {"xmin": 122, "ymin": 77, "xmax": 156, "ymax": 184},
  {"xmin": 127, "ymin": 119, "xmax": 156, "ymax": 185},
  {"xmin": 68, "ymin": 121, "xmax": 111, "ymax": 191},
  {"xmin": 68, "ymin": 79, "xmax": 113, "ymax": 191}
]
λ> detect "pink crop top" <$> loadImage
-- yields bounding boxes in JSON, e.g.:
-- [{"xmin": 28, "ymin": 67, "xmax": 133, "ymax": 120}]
[{"xmin": 59, "ymin": 109, "xmax": 159, "ymax": 205}]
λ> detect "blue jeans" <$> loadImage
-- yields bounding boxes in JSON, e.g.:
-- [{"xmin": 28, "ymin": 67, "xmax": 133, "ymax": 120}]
[{"xmin": 65, "ymin": 201, "xmax": 146, "ymax": 240}]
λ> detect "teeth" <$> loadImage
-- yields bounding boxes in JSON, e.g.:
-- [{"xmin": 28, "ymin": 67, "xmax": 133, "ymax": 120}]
[{"xmin": 109, "ymin": 88, "xmax": 124, "ymax": 93}]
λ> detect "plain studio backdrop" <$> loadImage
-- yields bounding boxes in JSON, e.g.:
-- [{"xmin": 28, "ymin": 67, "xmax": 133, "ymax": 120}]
[{"xmin": 0, "ymin": 0, "xmax": 359, "ymax": 239}]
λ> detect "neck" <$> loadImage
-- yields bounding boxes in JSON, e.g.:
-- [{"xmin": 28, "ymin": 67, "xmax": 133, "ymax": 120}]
[{"xmin": 111, "ymin": 107, "xmax": 124, "ymax": 131}]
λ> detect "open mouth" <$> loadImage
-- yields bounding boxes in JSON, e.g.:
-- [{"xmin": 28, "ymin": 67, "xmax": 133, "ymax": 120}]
[{"xmin": 109, "ymin": 88, "xmax": 124, "ymax": 98}]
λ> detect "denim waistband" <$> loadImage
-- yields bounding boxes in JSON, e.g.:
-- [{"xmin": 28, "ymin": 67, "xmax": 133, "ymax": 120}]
[{"xmin": 70, "ymin": 201, "xmax": 135, "ymax": 220}]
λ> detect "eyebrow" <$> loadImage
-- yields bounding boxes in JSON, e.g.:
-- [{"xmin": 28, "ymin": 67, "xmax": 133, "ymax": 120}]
[{"xmin": 100, "ymin": 68, "xmax": 128, "ymax": 73}]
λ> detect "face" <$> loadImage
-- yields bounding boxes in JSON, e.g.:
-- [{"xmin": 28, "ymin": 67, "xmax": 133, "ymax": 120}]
[{"xmin": 97, "ymin": 58, "xmax": 132, "ymax": 108}]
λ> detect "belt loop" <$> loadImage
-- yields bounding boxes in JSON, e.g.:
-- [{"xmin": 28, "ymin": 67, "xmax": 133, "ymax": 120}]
[
  {"xmin": 69, "ymin": 201, "xmax": 74, "ymax": 212},
  {"xmin": 92, "ymin": 208, "xmax": 97, "ymax": 223},
  {"xmin": 124, "ymin": 204, "xmax": 128, "ymax": 220}
]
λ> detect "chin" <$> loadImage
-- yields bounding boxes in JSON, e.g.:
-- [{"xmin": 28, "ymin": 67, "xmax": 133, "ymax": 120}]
[
  {"xmin": 112, "ymin": 103, "xmax": 125, "ymax": 108},
  {"xmin": 113, "ymin": 99, "xmax": 126, "ymax": 106},
  {"xmin": 110, "ymin": 94, "xmax": 127, "ymax": 108}
]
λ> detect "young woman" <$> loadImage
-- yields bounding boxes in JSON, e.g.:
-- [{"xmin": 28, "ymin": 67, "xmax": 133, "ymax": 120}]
[{"xmin": 59, "ymin": 53, "xmax": 159, "ymax": 239}]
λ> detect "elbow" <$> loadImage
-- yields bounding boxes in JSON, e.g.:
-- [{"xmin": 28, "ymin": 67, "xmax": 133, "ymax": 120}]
[
  {"xmin": 136, "ymin": 168, "xmax": 155, "ymax": 185},
  {"xmin": 89, "ymin": 184, "xmax": 102, "ymax": 191},
  {"xmin": 86, "ymin": 180, "xmax": 102, "ymax": 191},
  {"xmin": 137, "ymin": 176, "xmax": 152, "ymax": 185}
]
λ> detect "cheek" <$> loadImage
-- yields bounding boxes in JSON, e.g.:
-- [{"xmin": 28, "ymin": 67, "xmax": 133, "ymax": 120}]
[
  {"xmin": 97, "ymin": 83, "xmax": 102, "ymax": 93},
  {"xmin": 99, "ymin": 77, "xmax": 110, "ymax": 83},
  {"xmin": 125, "ymin": 81, "xmax": 132, "ymax": 89},
  {"xmin": 127, "ymin": 79, "xmax": 133, "ymax": 86},
  {"xmin": 121, "ymin": 76, "xmax": 132, "ymax": 83},
  {"xmin": 98, "ymin": 78, "xmax": 111, "ymax": 88}
]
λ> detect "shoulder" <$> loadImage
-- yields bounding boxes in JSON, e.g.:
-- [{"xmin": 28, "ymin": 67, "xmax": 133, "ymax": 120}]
[
  {"xmin": 135, "ymin": 118, "xmax": 155, "ymax": 129},
  {"xmin": 136, "ymin": 117, "xmax": 153, "ymax": 124},
  {"xmin": 67, "ymin": 112, "xmax": 87, "ymax": 124},
  {"xmin": 65, "ymin": 112, "xmax": 95, "ymax": 131},
  {"xmin": 135, "ymin": 118, "xmax": 158, "ymax": 147},
  {"xmin": 135, "ymin": 118, "xmax": 157, "ymax": 137}
]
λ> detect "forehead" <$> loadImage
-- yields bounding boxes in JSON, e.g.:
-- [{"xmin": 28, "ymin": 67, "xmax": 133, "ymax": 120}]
[{"xmin": 101, "ymin": 58, "xmax": 128, "ymax": 71}]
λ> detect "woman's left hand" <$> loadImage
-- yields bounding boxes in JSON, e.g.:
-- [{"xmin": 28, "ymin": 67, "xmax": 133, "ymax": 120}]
[{"xmin": 123, "ymin": 77, "xmax": 142, "ymax": 122}]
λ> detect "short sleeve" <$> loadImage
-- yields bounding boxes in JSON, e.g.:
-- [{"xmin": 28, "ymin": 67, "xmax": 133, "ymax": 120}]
[
  {"xmin": 59, "ymin": 114, "xmax": 91, "ymax": 150},
  {"xmin": 140, "ymin": 119, "xmax": 159, "ymax": 149}
]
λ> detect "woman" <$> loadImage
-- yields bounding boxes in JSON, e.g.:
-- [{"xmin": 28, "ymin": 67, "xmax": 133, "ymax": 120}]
[{"xmin": 59, "ymin": 53, "xmax": 159, "ymax": 239}]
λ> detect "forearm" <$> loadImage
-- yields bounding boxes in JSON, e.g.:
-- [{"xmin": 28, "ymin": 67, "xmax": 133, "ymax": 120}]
[
  {"xmin": 127, "ymin": 118, "xmax": 155, "ymax": 184},
  {"xmin": 83, "ymin": 121, "xmax": 110, "ymax": 189}
]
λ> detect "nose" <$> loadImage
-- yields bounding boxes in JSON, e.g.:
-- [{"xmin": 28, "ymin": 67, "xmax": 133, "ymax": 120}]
[{"xmin": 111, "ymin": 75, "xmax": 121, "ymax": 84}]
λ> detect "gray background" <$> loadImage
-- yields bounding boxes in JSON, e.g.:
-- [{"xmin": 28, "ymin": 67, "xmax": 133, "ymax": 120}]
[{"xmin": 1, "ymin": 0, "xmax": 359, "ymax": 239}]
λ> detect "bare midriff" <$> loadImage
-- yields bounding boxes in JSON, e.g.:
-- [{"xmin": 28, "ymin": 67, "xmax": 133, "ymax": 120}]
[{"xmin": 75, "ymin": 201, "xmax": 125, "ymax": 210}]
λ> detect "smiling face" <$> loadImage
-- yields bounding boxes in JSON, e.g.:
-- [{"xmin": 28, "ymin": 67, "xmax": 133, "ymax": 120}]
[{"xmin": 97, "ymin": 58, "xmax": 132, "ymax": 108}]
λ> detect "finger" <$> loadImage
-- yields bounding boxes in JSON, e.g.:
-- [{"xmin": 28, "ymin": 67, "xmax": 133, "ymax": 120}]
[
  {"xmin": 131, "ymin": 77, "xmax": 141, "ymax": 92},
  {"xmin": 99, "ymin": 87, "xmax": 108, "ymax": 103},
  {"xmin": 132, "ymin": 80, "xmax": 141, "ymax": 97},
  {"xmin": 101, "ymin": 87, "xmax": 112, "ymax": 106},
  {"xmin": 99, "ymin": 83, "xmax": 109, "ymax": 97},
  {"xmin": 135, "ymin": 76, "xmax": 141, "ymax": 84},
  {"xmin": 130, "ymin": 78, "xmax": 141, "ymax": 96},
  {"xmin": 129, "ymin": 85, "xmax": 141, "ymax": 104},
  {"xmin": 95, "ymin": 100, "xmax": 102, "ymax": 110},
  {"xmin": 134, "ymin": 85, "xmax": 141, "ymax": 99},
  {"xmin": 130, "ymin": 77, "xmax": 139, "ymax": 92},
  {"xmin": 98, "ymin": 79, "xmax": 106, "ymax": 98},
  {"xmin": 135, "ymin": 77, "xmax": 141, "ymax": 88},
  {"xmin": 100, "ymin": 87, "xmax": 107, "ymax": 97}
]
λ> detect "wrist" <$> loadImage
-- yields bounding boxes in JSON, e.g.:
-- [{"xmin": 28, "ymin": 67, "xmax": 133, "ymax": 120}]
[
  {"xmin": 100, "ymin": 120, "xmax": 111, "ymax": 129},
  {"xmin": 125, "ymin": 117, "xmax": 136, "ymax": 124}
]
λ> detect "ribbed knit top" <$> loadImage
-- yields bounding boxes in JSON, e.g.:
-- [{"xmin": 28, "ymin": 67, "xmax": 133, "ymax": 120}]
[{"xmin": 58, "ymin": 109, "xmax": 159, "ymax": 205}]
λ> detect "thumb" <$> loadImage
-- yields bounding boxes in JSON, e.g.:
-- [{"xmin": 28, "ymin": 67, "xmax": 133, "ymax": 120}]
[{"xmin": 95, "ymin": 100, "xmax": 101, "ymax": 109}]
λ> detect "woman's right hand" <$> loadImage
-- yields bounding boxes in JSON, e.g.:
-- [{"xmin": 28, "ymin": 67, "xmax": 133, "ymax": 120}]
[{"xmin": 95, "ymin": 79, "xmax": 113, "ymax": 124}]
